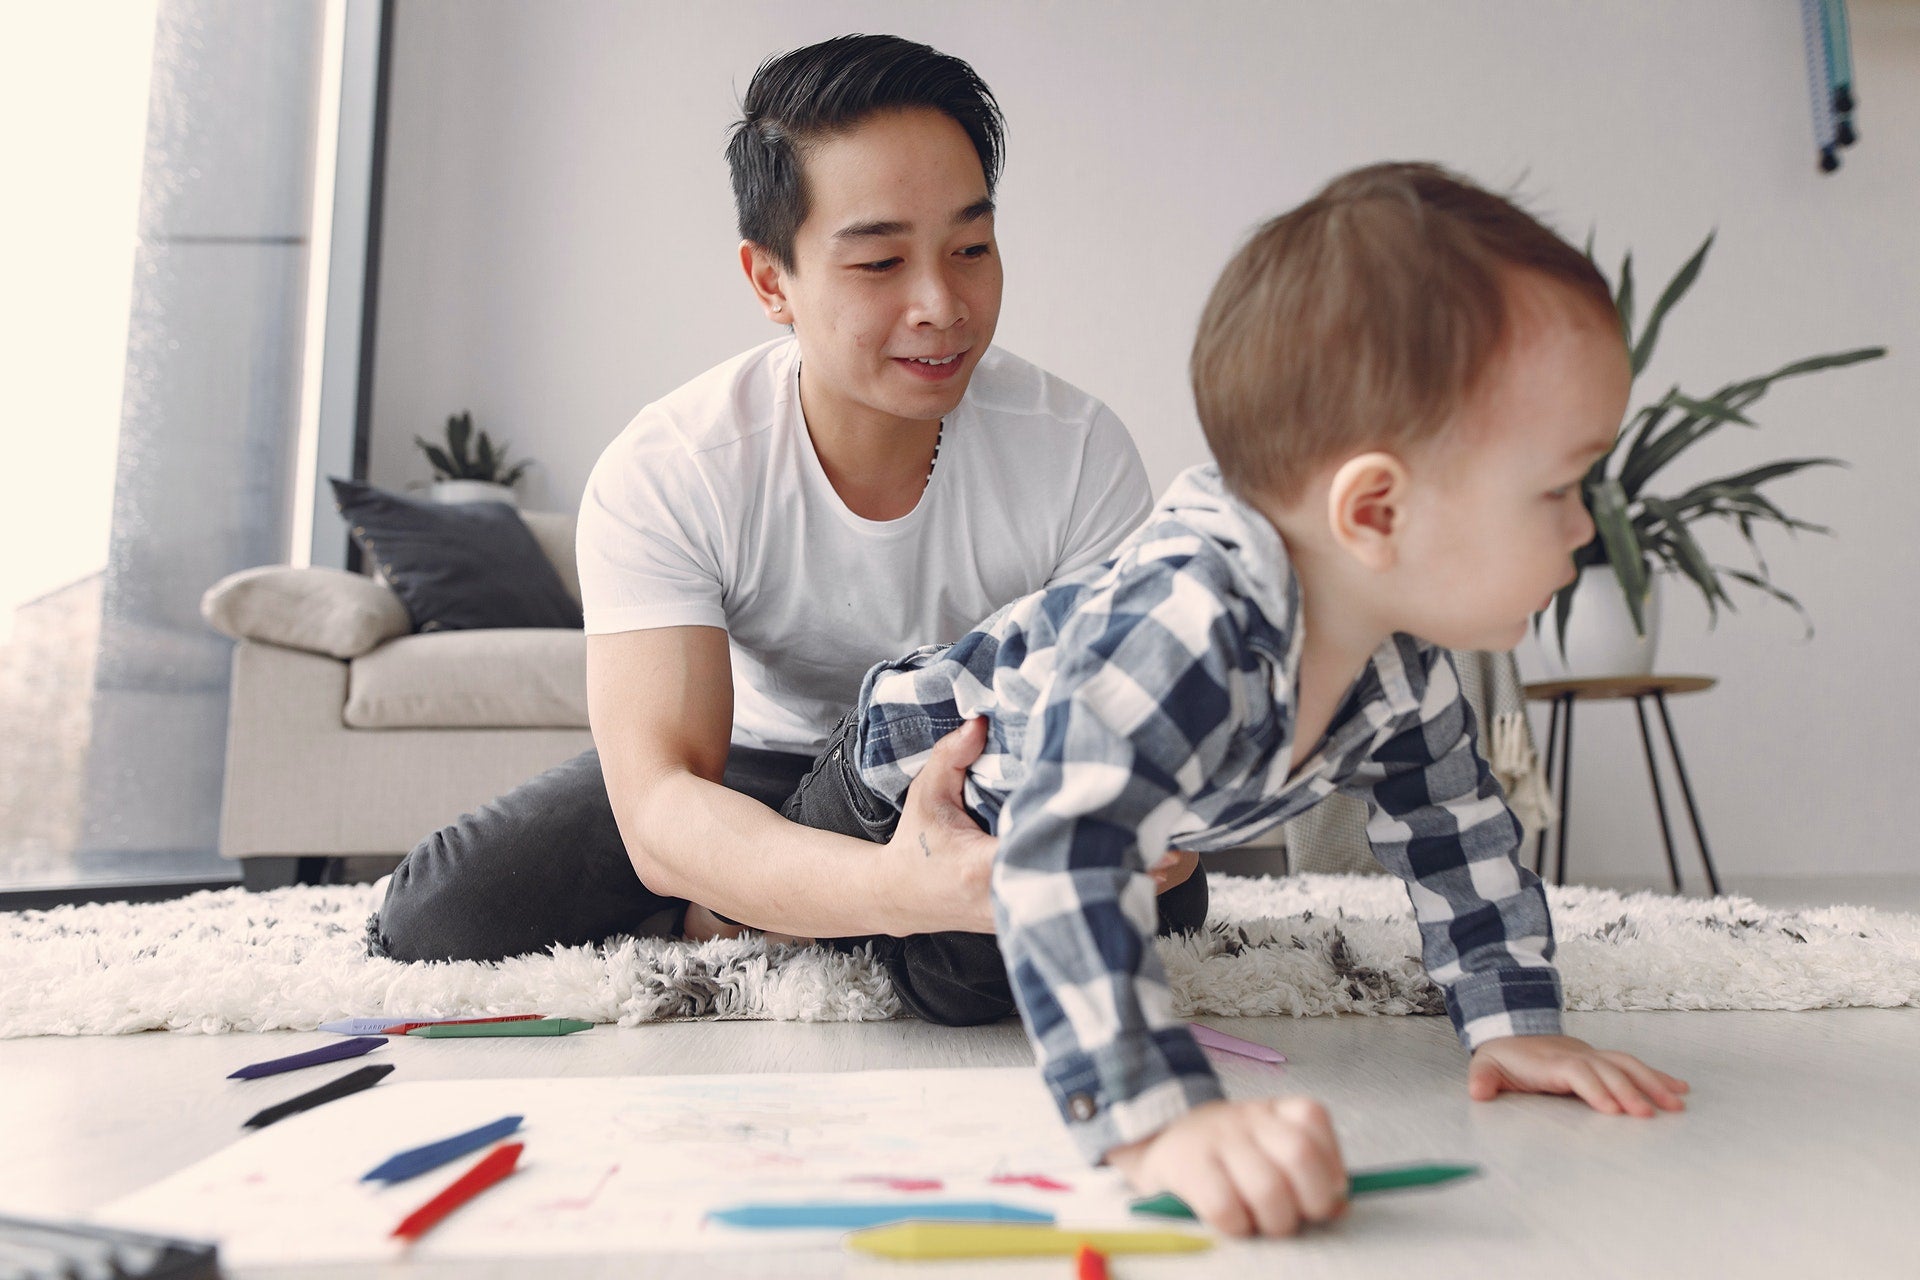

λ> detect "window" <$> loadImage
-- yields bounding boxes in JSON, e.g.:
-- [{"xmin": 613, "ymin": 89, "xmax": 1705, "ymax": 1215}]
[{"xmin": 0, "ymin": 3, "xmax": 338, "ymax": 900}]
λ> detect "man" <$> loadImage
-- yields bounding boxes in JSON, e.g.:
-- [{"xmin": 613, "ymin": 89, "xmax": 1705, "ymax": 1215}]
[{"xmin": 370, "ymin": 34, "xmax": 1200, "ymax": 970}]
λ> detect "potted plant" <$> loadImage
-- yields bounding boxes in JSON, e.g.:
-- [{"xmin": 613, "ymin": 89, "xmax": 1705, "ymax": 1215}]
[
  {"xmin": 414, "ymin": 411, "xmax": 533, "ymax": 507},
  {"xmin": 1535, "ymin": 233, "xmax": 1885, "ymax": 677}
]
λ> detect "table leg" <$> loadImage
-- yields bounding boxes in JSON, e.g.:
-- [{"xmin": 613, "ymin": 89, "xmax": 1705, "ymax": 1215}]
[
  {"xmin": 1653, "ymin": 692, "xmax": 1724, "ymax": 897},
  {"xmin": 1552, "ymin": 696, "xmax": 1575, "ymax": 887},
  {"xmin": 1533, "ymin": 696, "xmax": 1563, "ymax": 876},
  {"xmin": 1633, "ymin": 696, "xmax": 1684, "ymax": 893}
]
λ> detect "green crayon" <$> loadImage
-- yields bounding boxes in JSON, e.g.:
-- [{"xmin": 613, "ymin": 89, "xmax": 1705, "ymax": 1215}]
[
  {"xmin": 1130, "ymin": 1163, "xmax": 1480, "ymax": 1219},
  {"xmin": 406, "ymin": 1018, "xmax": 596, "ymax": 1038}
]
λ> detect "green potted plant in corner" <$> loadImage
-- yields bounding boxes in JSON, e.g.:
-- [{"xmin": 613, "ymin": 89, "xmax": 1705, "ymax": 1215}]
[
  {"xmin": 414, "ymin": 411, "xmax": 534, "ymax": 508},
  {"xmin": 1535, "ymin": 233, "xmax": 1885, "ymax": 677}
]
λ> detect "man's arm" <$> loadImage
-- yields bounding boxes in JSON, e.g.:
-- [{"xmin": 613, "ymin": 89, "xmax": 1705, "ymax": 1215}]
[{"xmin": 587, "ymin": 627, "xmax": 997, "ymax": 939}]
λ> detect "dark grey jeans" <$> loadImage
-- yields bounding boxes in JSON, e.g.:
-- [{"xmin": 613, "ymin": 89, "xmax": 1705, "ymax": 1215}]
[
  {"xmin": 786, "ymin": 711, "xmax": 1210, "ymax": 1028},
  {"xmin": 367, "ymin": 744, "xmax": 813, "ymax": 963}
]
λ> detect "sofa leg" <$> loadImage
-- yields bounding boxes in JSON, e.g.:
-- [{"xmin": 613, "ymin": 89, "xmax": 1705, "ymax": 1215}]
[{"xmin": 241, "ymin": 857, "xmax": 340, "ymax": 890}]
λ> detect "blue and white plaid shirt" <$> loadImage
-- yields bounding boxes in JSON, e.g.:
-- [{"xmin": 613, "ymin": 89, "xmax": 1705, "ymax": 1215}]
[{"xmin": 854, "ymin": 465, "xmax": 1564, "ymax": 1162}]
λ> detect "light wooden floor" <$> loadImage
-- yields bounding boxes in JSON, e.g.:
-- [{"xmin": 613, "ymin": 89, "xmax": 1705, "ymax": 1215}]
[{"xmin": 4, "ymin": 876, "xmax": 1918, "ymax": 1279}]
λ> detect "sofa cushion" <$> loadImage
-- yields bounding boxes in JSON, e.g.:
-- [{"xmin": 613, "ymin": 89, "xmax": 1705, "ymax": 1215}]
[
  {"xmin": 331, "ymin": 478, "xmax": 584, "ymax": 633},
  {"xmin": 345, "ymin": 629, "xmax": 589, "ymax": 729},
  {"xmin": 518, "ymin": 510, "xmax": 580, "ymax": 604},
  {"xmin": 201, "ymin": 565, "xmax": 411, "ymax": 659}
]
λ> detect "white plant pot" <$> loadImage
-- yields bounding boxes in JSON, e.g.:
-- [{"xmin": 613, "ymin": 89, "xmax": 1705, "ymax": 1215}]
[
  {"xmin": 429, "ymin": 479, "xmax": 518, "ymax": 508},
  {"xmin": 1535, "ymin": 566, "xmax": 1663, "ymax": 680}
]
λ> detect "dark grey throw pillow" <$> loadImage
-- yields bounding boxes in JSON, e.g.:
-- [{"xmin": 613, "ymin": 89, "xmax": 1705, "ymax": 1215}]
[{"xmin": 329, "ymin": 478, "xmax": 583, "ymax": 633}]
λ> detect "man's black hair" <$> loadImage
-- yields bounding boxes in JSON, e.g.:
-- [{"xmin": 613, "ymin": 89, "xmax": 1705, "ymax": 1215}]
[{"xmin": 726, "ymin": 34, "xmax": 1006, "ymax": 272}]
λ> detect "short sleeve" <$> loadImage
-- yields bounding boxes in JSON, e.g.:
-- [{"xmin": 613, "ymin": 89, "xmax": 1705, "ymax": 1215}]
[
  {"xmin": 574, "ymin": 417, "xmax": 729, "ymax": 635},
  {"xmin": 1051, "ymin": 405, "xmax": 1153, "ymax": 581}
]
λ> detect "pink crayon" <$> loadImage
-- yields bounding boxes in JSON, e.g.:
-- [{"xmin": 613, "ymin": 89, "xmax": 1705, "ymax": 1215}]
[{"xmin": 1189, "ymin": 1023, "xmax": 1286, "ymax": 1064}]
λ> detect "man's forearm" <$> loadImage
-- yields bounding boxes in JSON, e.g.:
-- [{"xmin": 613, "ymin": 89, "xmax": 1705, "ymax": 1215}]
[{"xmin": 623, "ymin": 770, "xmax": 904, "ymax": 938}]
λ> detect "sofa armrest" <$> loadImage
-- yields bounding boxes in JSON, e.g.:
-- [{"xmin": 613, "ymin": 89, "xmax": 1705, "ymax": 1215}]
[{"xmin": 201, "ymin": 565, "xmax": 410, "ymax": 659}]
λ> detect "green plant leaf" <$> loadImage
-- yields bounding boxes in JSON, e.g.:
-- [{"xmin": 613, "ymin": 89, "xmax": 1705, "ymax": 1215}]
[
  {"xmin": 1588, "ymin": 477, "xmax": 1649, "ymax": 635},
  {"xmin": 413, "ymin": 437, "xmax": 457, "ymax": 481},
  {"xmin": 1630, "ymin": 232, "xmax": 1713, "ymax": 378},
  {"xmin": 1615, "ymin": 388, "xmax": 1678, "ymax": 473},
  {"xmin": 1643, "ymin": 497, "xmax": 1729, "ymax": 626},
  {"xmin": 1720, "ymin": 568, "xmax": 1815, "ymax": 639},
  {"xmin": 1629, "ymin": 517, "xmax": 1682, "ymax": 564},
  {"xmin": 1664, "ymin": 393, "xmax": 1755, "ymax": 427},
  {"xmin": 1666, "ymin": 457, "xmax": 1843, "ymax": 520},
  {"xmin": 1619, "ymin": 414, "xmax": 1706, "ymax": 502},
  {"xmin": 1551, "ymin": 575, "xmax": 1575, "ymax": 662},
  {"xmin": 446, "ymin": 412, "xmax": 473, "ymax": 470},
  {"xmin": 1620, "ymin": 397, "xmax": 1762, "ymax": 501},
  {"xmin": 1655, "ymin": 345, "xmax": 1884, "ymax": 449},
  {"xmin": 1614, "ymin": 251, "xmax": 1635, "ymax": 352},
  {"xmin": 1735, "ymin": 514, "xmax": 1770, "ymax": 579},
  {"xmin": 1709, "ymin": 490, "xmax": 1832, "ymax": 538},
  {"xmin": 476, "ymin": 431, "xmax": 498, "ymax": 480},
  {"xmin": 1744, "ymin": 346, "xmax": 1887, "ymax": 384}
]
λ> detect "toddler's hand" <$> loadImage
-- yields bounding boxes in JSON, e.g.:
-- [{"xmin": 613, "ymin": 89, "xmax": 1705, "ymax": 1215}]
[
  {"xmin": 1104, "ymin": 1097, "xmax": 1348, "ymax": 1238},
  {"xmin": 1468, "ymin": 1034, "xmax": 1689, "ymax": 1117}
]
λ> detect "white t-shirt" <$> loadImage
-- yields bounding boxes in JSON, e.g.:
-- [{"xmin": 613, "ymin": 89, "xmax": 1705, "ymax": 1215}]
[{"xmin": 577, "ymin": 336, "xmax": 1152, "ymax": 755}]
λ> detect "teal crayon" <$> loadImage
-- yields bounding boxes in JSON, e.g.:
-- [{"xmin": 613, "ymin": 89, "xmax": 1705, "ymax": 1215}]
[
  {"xmin": 1130, "ymin": 1163, "xmax": 1479, "ymax": 1219},
  {"xmin": 406, "ymin": 1018, "xmax": 595, "ymax": 1038},
  {"xmin": 1347, "ymin": 1163, "xmax": 1480, "ymax": 1196}
]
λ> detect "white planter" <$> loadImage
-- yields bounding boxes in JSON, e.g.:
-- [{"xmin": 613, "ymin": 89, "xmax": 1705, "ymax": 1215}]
[
  {"xmin": 1534, "ymin": 566, "xmax": 1663, "ymax": 680},
  {"xmin": 429, "ymin": 479, "xmax": 518, "ymax": 508}
]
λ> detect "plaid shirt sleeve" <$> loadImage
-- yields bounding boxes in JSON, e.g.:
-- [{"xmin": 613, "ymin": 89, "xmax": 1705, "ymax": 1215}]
[
  {"xmin": 1345, "ymin": 647, "xmax": 1564, "ymax": 1050},
  {"xmin": 990, "ymin": 564, "xmax": 1241, "ymax": 1164}
]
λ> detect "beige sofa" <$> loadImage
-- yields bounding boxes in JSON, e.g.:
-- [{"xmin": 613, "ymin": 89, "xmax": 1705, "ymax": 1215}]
[{"xmin": 201, "ymin": 511, "xmax": 593, "ymax": 887}]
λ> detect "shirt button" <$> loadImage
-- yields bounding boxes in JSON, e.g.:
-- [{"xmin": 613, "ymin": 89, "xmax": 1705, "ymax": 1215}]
[{"xmin": 1068, "ymin": 1093, "xmax": 1098, "ymax": 1122}]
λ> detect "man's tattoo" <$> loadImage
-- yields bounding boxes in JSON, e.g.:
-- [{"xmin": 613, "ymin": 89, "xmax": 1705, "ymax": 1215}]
[{"xmin": 919, "ymin": 833, "xmax": 933, "ymax": 858}]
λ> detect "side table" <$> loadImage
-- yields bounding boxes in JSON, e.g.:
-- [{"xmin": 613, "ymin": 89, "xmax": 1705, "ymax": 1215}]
[{"xmin": 1523, "ymin": 675, "xmax": 1724, "ymax": 895}]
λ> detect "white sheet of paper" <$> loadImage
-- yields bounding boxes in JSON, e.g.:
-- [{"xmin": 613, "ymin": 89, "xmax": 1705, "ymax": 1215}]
[{"xmin": 93, "ymin": 1068, "xmax": 1139, "ymax": 1265}]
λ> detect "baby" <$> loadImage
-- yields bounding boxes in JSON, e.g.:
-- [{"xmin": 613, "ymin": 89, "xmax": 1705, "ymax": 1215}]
[{"xmin": 778, "ymin": 161, "xmax": 1689, "ymax": 1236}]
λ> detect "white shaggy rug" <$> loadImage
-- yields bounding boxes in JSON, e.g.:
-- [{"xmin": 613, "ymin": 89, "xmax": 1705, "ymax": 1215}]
[{"xmin": 5, "ymin": 875, "xmax": 1918, "ymax": 1037}]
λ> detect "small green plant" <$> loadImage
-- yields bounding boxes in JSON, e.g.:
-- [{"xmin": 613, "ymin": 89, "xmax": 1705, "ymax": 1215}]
[
  {"xmin": 1541, "ymin": 233, "xmax": 1885, "ymax": 657},
  {"xmin": 414, "ymin": 411, "xmax": 533, "ymax": 487}
]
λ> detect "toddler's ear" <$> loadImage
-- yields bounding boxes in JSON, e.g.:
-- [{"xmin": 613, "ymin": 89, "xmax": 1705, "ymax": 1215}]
[{"xmin": 1326, "ymin": 451, "xmax": 1407, "ymax": 572}]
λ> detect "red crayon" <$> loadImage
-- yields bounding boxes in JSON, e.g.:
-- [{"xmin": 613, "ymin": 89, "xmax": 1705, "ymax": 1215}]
[
  {"xmin": 1075, "ymin": 1242, "xmax": 1109, "ymax": 1280},
  {"xmin": 379, "ymin": 1014, "xmax": 544, "ymax": 1036},
  {"xmin": 391, "ymin": 1142, "xmax": 523, "ymax": 1243}
]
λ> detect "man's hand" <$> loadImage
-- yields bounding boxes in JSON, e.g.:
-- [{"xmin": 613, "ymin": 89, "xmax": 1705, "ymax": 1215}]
[
  {"xmin": 884, "ymin": 718, "xmax": 1000, "ymax": 935},
  {"xmin": 1150, "ymin": 847, "xmax": 1200, "ymax": 893},
  {"xmin": 1468, "ymin": 1034, "xmax": 1690, "ymax": 1117},
  {"xmin": 1105, "ymin": 1097, "xmax": 1349, "ymax": 1238},
  {"xmin": 883, "ymin": 722, "xmax": 1210, "ymax": 936}
]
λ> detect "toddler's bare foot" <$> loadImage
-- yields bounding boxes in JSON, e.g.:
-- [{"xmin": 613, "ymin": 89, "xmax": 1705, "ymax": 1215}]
[
  {"xmin": 682, "ymin": 902, "xmax": 746, "ymax": 943},
  {"xmin": 681, "ymin": 902, "xmax": 814, "ymax": 948}
]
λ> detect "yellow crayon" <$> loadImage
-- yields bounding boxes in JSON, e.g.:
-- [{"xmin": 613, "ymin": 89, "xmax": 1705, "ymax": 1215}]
[{"xmin": 844, "ymin": 1221, "xmax": 1212, "ymax": 1260}]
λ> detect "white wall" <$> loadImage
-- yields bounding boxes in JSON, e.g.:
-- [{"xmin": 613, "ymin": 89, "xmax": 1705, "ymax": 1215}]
[{"xmin": 370, "ymin": 1, "xmax": 1919, "ymax": 885}]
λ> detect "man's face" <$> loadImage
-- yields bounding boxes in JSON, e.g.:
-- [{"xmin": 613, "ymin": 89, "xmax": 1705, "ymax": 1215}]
[
  {"xmin": 1394, "ymin": 280, "xmax": 1630, "ymax": 652},
  {"xmin": 759, "ymin": 107, "xmax": 1003, "ymax": 434}
]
